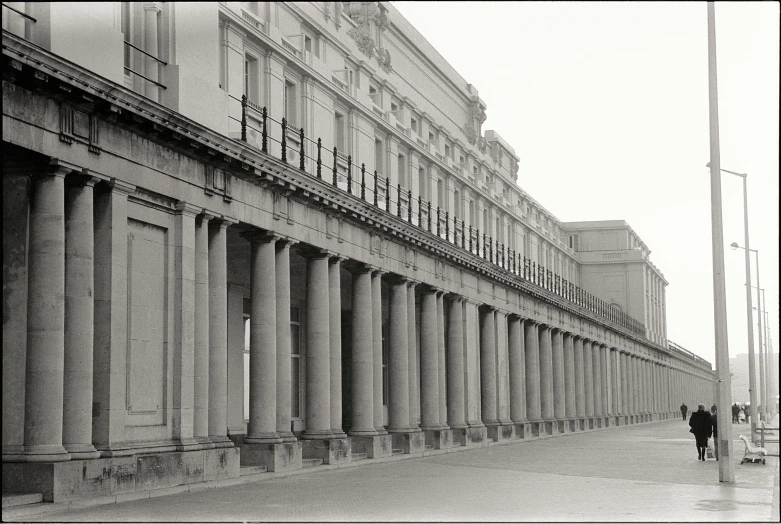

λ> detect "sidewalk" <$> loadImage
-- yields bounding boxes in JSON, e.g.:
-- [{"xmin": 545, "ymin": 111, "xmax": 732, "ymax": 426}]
[{"xmin": 5, "ymin": 418, "xmax": 779, "ymax": 522}]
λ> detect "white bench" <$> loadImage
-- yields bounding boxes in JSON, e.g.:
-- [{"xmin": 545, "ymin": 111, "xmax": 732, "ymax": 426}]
[{"xmin": 739, "ymin": 435, "xmax": 767, "ymax": 464}]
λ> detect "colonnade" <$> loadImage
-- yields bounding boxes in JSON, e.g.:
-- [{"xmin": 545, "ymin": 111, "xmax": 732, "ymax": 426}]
[{"xmin": 6, "ymin": 171, "xmax": 714, "ymax": 466}]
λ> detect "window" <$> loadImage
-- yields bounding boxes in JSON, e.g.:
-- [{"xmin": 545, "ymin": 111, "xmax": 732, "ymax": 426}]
[
  {"xmin": 445, "ymin": 144, "xmax": 451, "ymax": 159},
  {"xmin": 453, "ymin": 190, "xmax": 460, "ymax": 218},
  {"xmin": 284, "ymin": 80, "xmax": 296, "ymax": 126},
  {"xmin": 304, "ymin": 35, "xmax": 312, "ymax": 54},
  {"xmin": 437, "ymin": 179, "xmax": 444, "ymax": 210},
  {"xmin": 334, "ymin": 111, "xmax": 345, "ymax": 152},
  {"xmin": 398, "ymin": 154, "xmax": 406, "ymax": 188},
  {"xmin": 374, "ymin": 139, "xmax": 384, "ymax": 176},
  {"xmin": 418, "ymin": 167, "xmax": 426, "ymax": 200},
  {"xmin": 410, "ymin": 117, "xmax": 418, "ymax": 134},
  {"xmin": 291, "ymin": 306, "xmax": 301, "ymax": 418},
  {"xmin": 483, "ymin": 209, "xmax": 489, "ymax": 234},
  {"xmin": 390, "ymin": 99, "xmax": 399, "ymax": 113},
  {"xmin": 244, "ymin": 54, "xmax": 259, "ymax": 101},
  {"xmin": 121, "ymin": 2, "xmax": 131, "ymax": 72},
  {"xmin": 469, "ymin": 200, "xmax": 475, "ymax": 226}
]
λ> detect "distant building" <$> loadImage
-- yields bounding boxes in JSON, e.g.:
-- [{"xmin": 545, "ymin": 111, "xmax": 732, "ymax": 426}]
[{"xmin": 2, "ymin": 1, "xmax": 713, "ymax": 505}]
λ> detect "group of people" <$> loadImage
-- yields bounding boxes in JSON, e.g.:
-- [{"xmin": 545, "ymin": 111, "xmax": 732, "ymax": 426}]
[
  {"xmin": 680, "ymin": 403, "xmax": 719, "ymax": 461},
  {"xmin": 731, "ymin": 402, "xmax": 751, "ymax": 423}
]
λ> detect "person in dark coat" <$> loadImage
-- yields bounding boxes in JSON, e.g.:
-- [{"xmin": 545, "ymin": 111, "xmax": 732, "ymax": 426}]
[
  {"xmin": 689, "ymin": 403, "xmax": 712, "ymax": 461},
  {"xmin": 680, "ymin": 403, "xmax": 688, "ymax": 421},
  {"xmin": 732, "ymin": 403, "xmax": 740, "ymax": 423}
]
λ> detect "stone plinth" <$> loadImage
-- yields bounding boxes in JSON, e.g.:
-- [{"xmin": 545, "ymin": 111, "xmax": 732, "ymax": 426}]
[
  {"xmin": 543, "ymin": 421, "xmax": 555, "ymax": 435},
  {"xmin": 513, "ymin": 423, "xmax": 530, "ymax": 439},
  {"xmin": 240, "ymin": 442, "xmax": 302, "ymax": 472},
  {"xmin": 350, "ymin": 435, "xmax": 392, "ymax": 459},
  {"xmin": 460, "ymin": 427, "xmax": 488, "ymax": 447},
  {"xmin": 1, "ymin": 448, "xmax": 239, "ymax": 503},
  {"xmin": 301, "ymin": 438, "xmax": 350, "ymax": 465},
  {"xmin": 390, "ymin": 432, "xmax": 425, "ymax": 454},
  {"xmin": 487, "ymin": 424, "xmax": 515, "ymax": 442},
  {"xmin": 568, "ymin": 420, "xmax": 577, "ymax": 432},
  {"xmin": 424, "ymin": 429, "xmax": 452, "ymax": 450}
]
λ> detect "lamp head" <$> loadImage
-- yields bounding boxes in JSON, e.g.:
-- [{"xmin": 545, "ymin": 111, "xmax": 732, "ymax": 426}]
[{"xmin": 730, "ymin": 242, "xmax": 740, "ymax": 250}]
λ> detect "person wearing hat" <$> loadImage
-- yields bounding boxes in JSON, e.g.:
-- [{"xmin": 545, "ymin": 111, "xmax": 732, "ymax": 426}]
[
  {"xmin": 680, "ymin": 402, "xmax": 688, "ymax": 421},
  {"xmin": 689, "ymin": 404, "xmax": 712, "ymax": 461}
]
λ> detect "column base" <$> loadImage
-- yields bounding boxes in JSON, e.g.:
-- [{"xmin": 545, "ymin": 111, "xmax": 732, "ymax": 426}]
[
  {"xmin": 301, "ymin": 438, "xmax": 350, "ymax": 465},
  {"xmin": 277, "ymin": 431, "xmax": 298, "ymax": 443},
  {"xmin": 300, "ymin": 430, "xmax": 336, "ymax": 441},
  {"xmin": 2, "ymin": 445, "xmax": 72, "ymax": 463},
  {"xmin": 192, "ymin": 437, "xmax": 216, "ymax": 450},
  {"xmin": 455, "ymin": 426, "xmax": 488, "ymax": 447},
  {"xmin": 240, "ymin": 442, "xmax": 302, "ymax": 472},
  {"xmin": 350, "ymin": 434, "xmax": 392, "ymax": 459},
  {"xmin": 423, "ymin": 429, "xmax": 453, "ymax": 450},
  {"xmin": 63, "ymin": 444, "xmax": 102, "ymax": 460},
  {"xmin": 1, "ymin": 448, "xmax": 239, "ymax": 502},
  {"xmin": 513, "ymin": 422, "xmax": 530, "ymax": 439},
  {"xmin": 172, "ymin": 437, "xmax": 203, "ymax": 452},
  {"xmin": 244, "ymin": 433, "xmax": 283, "ymax": 445},
  {"xmin": 209, "ymin": 435, "xmax": 235, "ymax": 449},
  {"xmin": 390, "ymin": 431, "xmax": 426, "ymax": 454},
  {"xmin": 528, "ymin": 420, "xmax": 543, "ymax": 437},
  {"xmin": 487, "ymin": 424, "xmax": 515, "ymax": 442}
]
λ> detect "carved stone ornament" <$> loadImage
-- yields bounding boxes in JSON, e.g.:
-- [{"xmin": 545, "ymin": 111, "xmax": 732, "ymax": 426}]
[
  {"xmin": 334, "ymin": 2, "xmax": 343, "ymax": 28},
  {"xmin": 346, "ymin": 2, "xmax": 380, "ymax": 57},
  {"xmin": 377, "ymin": 47, "xmax": 392, "ymax": 73},
  {"xmin": 324, "ymin": 1, "xmax": 331, "ymax": 21},
  {"xmin": 464, "ymin": 98, "xmax": 486, "ymax": 146}
]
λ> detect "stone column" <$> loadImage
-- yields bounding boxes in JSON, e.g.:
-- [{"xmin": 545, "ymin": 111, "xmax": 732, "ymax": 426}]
[
  {"xmin": 574, "ymin": 337, "xmax": 586, "ymax": 420},
  {"xmin": 21, "ymin": 169, "xmax": 70, "ymax": 461},
  {"xmin": 143, "ymin": 2, "xmax": 161, "ymax": 101},
  {"xmin": 349, "ymin": 266, "xmax": 376, "ymax": 435},
  {"xmin": 539, "ymin": 326, "xmax": 554, "ymax": 421},
  {"xmin": 388, "ymin": 277, "xmax": 412, "ymax": 432},
  {"xmin": 551, "ymin": 329, "xmax": 566, "ymax": 420},
  {"xmin": 275, "ymin": 240, "xmax": 297, "ymax": 442},
  {"xmin": 209, "ymin": 218, "xmax": 235, "ymax": 448},
  {"xmin": 640, "ymin": 358, "xmax": 647, "ymax": 415},
  {"xmin": 480, "ymin": 307, "xmax": 499, "ymax": 426},
  {"xmin": 301, "ymin": 251, "xmax": 333, "ymax": 440},
  {"xmin": 407, "ymin": 281, "xmax": 419, "ymax": 429},
  {"xmin": 372, "ymin": 270, "xmax": 386, "ymax": 434},
  {"xmin": 601, "ymin": 344, "xmax": 610, "ymax": 417},
  {"xmin": 62, "ymin": 174, "xmax": 101, "ymax": 459},
  {"xmin": 171, "ymin": 203, "xmax": 200, "ymax": 451},
  {"xmin": 564, "ymin": 334, "xmax": 576, "ymax": 421},
  {"xmin": 436, "ymin": 292, "xmax": 448, "ymax": 428},
  {"xmin": 447, "ymin": 296, "xmax": 467, "ymax": 429},
  {"xmin": 193, "ymin": 212, "xmax": 214, "ymax": 448},
  {"xmin": 329, "ymin": 257, "xmax": 346, "ymax": 438},
  {"xmin": 525, "ymin": 322, "xmax": 542, "ymax": 422},
  {"xmin": 244, "ymin": 232, "xmax": 281, "ymax": 443},
  {"xmin": 92, "ymin": 179, "xmax": 135, "ymax": 454},
  {"xmin": 583, "ymin": 339, "xmax": 594, "ymax": 418},
  {"xmin": 592, "ymin": 341, "xmax": 603, "ymax": 418},
  {"xmin": 495, "ymin": 310, "xmax": 512, "ymax": 425},
  {"xmin": 620, "ymin": 352, "xmax": 629, "ymax": 418},
  {"xmin": 420, "ymin": 288, "xmax": 442, "ymax": 430},
  {"xmin": 611, "ymin": 349, "xmax": 620, "ymax": 417},
  {"xmin": 632, "ymin": 355, "xmax": 640, "ymax": 417},
  {"xmin": 508, "ymin": 317, "xmax": 527, "ymax": 424}
]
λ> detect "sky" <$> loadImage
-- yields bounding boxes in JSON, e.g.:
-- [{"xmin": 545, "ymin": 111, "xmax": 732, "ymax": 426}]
[{"xmin": 393, "ymin": 1, "xmax": 779, "ymax": 368}]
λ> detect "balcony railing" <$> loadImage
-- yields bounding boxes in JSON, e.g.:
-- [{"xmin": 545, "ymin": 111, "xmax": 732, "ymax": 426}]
[
  {"xmin": 123, "ymin": 40, "xmax": 167, "ymax": 90},
  {"xmin": 229, "ymin": 95, "xmax": 647, "ymax": 337}
]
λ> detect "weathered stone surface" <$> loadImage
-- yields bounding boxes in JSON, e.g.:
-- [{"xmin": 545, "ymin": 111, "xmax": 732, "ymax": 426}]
[
  {"xmin": 302, "ymin": 438, "xmax": 351, "ymax": 465},
  {"xmin": 240, "ymin": 442, "xmax": 302, "ymax": 472},
  {"xmin": 423, "ymin": 429, "xmax": 452, "ymax": 450},
  {"xmin": 351, "ymin": 435, "xmax": 392, "ymax": 459},
  {"xmin": 391, "ymin": 432, "xmax": 425, "ymax": 454}
]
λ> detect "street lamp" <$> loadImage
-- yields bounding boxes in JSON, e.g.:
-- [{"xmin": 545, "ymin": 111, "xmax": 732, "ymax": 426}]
[
  {"xmin": 705, "ymin": 1, "xmax": 734, "ymax": 483},
  {"xmin": 733, "ymin": 242, "xmax": 764, "ymax": 428}
]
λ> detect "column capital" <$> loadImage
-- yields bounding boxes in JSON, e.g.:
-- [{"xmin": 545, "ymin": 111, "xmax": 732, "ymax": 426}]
[
  {"xmin": 445, "ymin": 292, "xmax": 466, "ymax": 303},
  {"xmin": 65, "ymin": 173, "xmax": 101, "ymax": 187},
  {"xmin": 299, "ymin": 247, "xmax": 332, "ymax": 260},
  {"xmin": 213, "ymin": 214, "xmax": 238, "ymax": 229},
  {"xmin": 175, "ymin": 201, "xmax": 202, "ymax": 217},
  {"xmin": 46, "ymin": 157, "xmax": 81, "ymax": 176},
  {"xmin": 107, "ymin": 178, "xmax": 136, "ymax": 195},
  {"xmin": 344, "ymin": 260, "xmax": 375, "ymax": 275},
  {"xmin": 240, "ymin": 230, "xmax": 280, "ymax": 245},
  {"xmin": 143, "ymin": 2, "xmax": 163, "ymax": 13},
  {"xmin": 386, "ymin": 274, "xmax": 412, "ymax": 285},
  {"xmin": 275, "ymin": 237, "xmax": 299, "ymax": 250},
  {"xmin": 199, "ymin": 211, "xmax": 217, "ymax": 223}
]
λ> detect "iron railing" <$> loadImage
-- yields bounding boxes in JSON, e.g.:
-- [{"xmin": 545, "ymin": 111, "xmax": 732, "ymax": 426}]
[{"xmin": 231, "ymin": 95, "xmax": 647, "ymax": 336}]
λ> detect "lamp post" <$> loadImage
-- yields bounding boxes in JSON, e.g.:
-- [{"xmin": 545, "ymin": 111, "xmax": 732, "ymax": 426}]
[
  {"xmin": 737, "ymin": 246, "xmax": 763, "ymax": 430},
  {"xmin": 706, "ymin": 1, "xmax": 734, "ymax": 483}
]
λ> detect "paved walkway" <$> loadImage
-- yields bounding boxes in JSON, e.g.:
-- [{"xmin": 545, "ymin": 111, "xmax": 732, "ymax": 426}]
[{"xmin": 6, "ymin": 418, "xmax": 779, "ymax": 522}]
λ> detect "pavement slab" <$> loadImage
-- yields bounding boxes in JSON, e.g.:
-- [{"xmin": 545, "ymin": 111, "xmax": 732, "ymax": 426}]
[{"xmin": 5, "ymin": 418, "xmax": 778, "ymax": 522}]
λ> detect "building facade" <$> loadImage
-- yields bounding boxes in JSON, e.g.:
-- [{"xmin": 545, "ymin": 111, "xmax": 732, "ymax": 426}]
[{"xmin": 2, "ymin": 2, "xmax": 714, "ymax": 503}]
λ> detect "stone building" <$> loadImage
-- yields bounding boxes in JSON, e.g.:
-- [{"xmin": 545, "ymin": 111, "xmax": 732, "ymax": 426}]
[{"xmin": 2, "ymin": 2, "xmax": 714, "ymax": 503}]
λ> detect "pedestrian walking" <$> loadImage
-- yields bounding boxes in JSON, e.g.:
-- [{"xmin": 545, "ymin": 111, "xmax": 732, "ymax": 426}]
[
  {"xmin": 689, "ymin": 404, "xmax": 712, "ymax": 461},
  {"xmin": 739, "ymin": 406, "xmax": 746, "ymax": 424},
  {"xmin": 731, "ymin": 403, "xmax": 740, "ymax": 423},
  {"xmin": 680, "ymin": 403, "xmax": 688, "ymax": 421},
  {"xmin": 710, "ymin": 406, "xmax": 718, "ymax": 460}
]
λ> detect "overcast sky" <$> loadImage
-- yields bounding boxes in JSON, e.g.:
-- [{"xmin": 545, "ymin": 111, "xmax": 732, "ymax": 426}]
[{"xmin": 393, "ymin": 1, "xmax": 779, "ymax": 367}]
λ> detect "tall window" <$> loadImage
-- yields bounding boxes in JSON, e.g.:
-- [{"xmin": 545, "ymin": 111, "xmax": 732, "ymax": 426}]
[
  {"xmin": 453, "ymin": 190, "xmax": 460, "ymax": 219},
  {"xmin": 334, "ymin": 112, "xmax": 345, "ymax": 152},
  {"xmin": 374, "ymin": 139, "xmax": 384, "ymax": 175},
  {"xmin": 469, "ymin": 200, "xmax": 475, "ymax": 226},
  {"xmin": 418, "ymin": 167, "xmax": 426, "ymax": 200},
  {"xmin": 437, "ymin": 179, "xmax": 444, "ymax": 210},
  {"xmin": 244, "ymin": 54, "xmax": 259, "ymax": 101},
  {"xmin": 290, "ymin": 306, "xmax": 301, "ymax": 418},
  {"xmin": 284, "ymin": 80, "xmax": 297, "ymax": 126},
  {"xmin": 398, "ymin": 154, "xmax": 406, "ymax": 187},
  {"xmin": 121, "ymin": 2, "xmax": 131, "ymax": 71}
]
